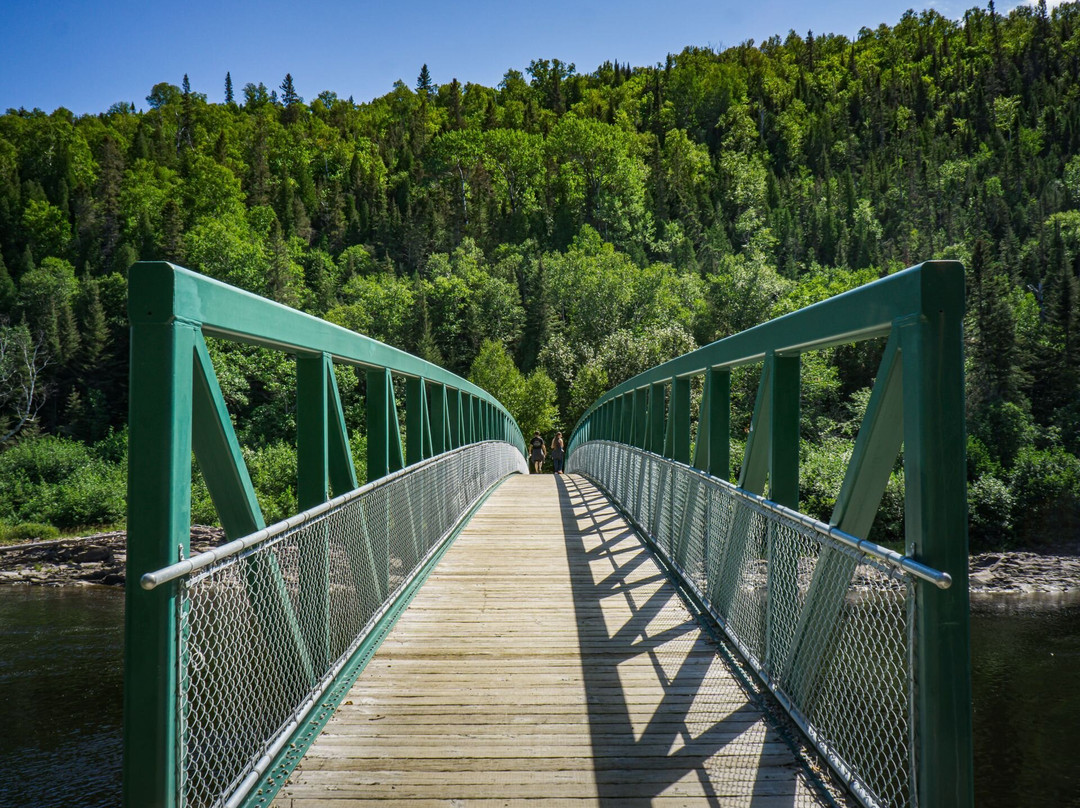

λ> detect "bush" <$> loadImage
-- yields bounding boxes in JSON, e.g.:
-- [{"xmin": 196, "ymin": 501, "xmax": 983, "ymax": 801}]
[
  {"xmin": 0, "ymin": 522, "xmax": 60, "ymax": 544},
  {"xmin": 0, "ymin": 434, "xmax": 126, "ymax": 529},
  {"xmin": 799, "ymin": 438, "xmax": 904, "ymax": 545},
  {"xmin": 970, "ymin": 401, "xmax": 1037, "ymax": 470},
  {"xmin": 1009, "ymin": 446, "xmax": 1080, "ymax": 544},
  {"xmin": 968, "ymin": 475, "xmax": 1014, "ymax": 550},
  {"xmin": 245, "ymin": 442, "xmax": 298, "ymax": 525},
  {"xmin": 0, "ymin": 435, "xmax": 94, "ymax": 487}
]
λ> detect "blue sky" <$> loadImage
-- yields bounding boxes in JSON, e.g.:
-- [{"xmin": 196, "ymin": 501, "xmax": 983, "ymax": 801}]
[{"xmin": 0, "ymin": 0, "xmax": 1047, "ymax": 115}]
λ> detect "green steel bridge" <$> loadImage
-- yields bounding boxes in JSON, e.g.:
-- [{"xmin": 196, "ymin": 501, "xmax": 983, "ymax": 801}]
[{"xmin": 123, "ymin": 261, "xmax": 973, "ymax": 808}]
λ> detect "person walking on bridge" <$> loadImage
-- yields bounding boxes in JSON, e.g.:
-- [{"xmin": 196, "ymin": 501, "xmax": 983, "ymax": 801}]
[
  {"xmin": 550, "ymin": 431, "xmax": 565, "ymax": 474},
  {"xmin": 529, "ymin": 431, "xmax": 546, "ymax": 473}
]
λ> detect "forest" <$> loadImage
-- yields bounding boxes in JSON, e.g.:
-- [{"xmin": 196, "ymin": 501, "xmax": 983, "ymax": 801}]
[{"xmin": 0, "ymin": 1, "xmax": 1078, "ymax": 549}]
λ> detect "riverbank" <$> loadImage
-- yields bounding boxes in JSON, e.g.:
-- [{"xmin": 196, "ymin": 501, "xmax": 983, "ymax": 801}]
[
  {"xmin": 0, "ymin": 528, "xmax": 1077, "ymax": 592},
  {"xmin": 0, "ymin": 527, "xmax": 225, "ymax": 586}
]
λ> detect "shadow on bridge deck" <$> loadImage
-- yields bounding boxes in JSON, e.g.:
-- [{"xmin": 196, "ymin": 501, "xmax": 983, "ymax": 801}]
[
  {"xmin": 271, "ymin": 474, "xmax": 839, "ymax": 807},
  {"xmin": 555, "ymin": 474, "xmax": 834, "ymax": 808}
]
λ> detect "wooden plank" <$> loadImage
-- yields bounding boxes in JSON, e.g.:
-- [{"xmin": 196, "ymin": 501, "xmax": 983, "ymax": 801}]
[{"xmin": 272, "ymin": 474, "xmax": 829, "ymax": 807}]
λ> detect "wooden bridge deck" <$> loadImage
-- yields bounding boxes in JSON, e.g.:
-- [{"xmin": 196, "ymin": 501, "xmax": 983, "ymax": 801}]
[{"xmin": 272, "ymin": 474, "xmax": 831, "ymax": 807}]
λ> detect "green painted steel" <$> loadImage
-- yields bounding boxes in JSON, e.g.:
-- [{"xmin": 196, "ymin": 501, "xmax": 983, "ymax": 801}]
[
  {"xmin": 124, "ymin": 261, "xmax": 525, "ymax": 808},
  {"xmin": 123, "ymin": 319, "xmax": 194, "ymax": 808},
  {"xmin": 567, "ymin": 261, "xmax": 973, "ymax": 808},
  {"xmin": 693, "ymin": 368, "xmax": 729, "ymax": 479}
]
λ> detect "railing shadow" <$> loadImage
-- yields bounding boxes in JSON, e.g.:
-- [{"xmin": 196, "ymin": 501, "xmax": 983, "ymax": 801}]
[{"xmin": 556, "ymin": 473, "xmax": 829, "ymax": 806}]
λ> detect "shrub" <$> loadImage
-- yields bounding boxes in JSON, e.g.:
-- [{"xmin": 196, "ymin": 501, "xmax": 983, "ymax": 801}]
[
  {"xmin": 799, "ymin": 438, "xmax": 904, "ymax": 545},
  {"xmin": 0, "ymin": 434, "xmax": 126, "ymax": 529},
  {"xmin": 968, "ymin": 475, "xmax": 1014, "ymax": 550},
  {"xmin": 1009, "ymin": 446, "xmax": 1080, "ymax": 544},
  {"xmin": 0, "ymin": 522, "xmax": 60, "ymax": 544},
  {"xmin": 245, "ymin": 442, "xmax": 298, "ymax": 525}
]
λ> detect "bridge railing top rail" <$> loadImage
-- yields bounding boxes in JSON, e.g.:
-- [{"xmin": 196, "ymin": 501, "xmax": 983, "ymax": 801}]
[
  {"xmin": 569, "ymin": 260, "xmax": 960, "ymax": 441},
  {"xmin": 131, "ymin": 260, "xmax": 516, "ymax": 417}
]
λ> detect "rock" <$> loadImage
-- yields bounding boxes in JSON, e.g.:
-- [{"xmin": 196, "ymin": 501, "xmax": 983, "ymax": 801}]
[{"xmin": 72, "ymin": 545, "xmax": 113, "ymax": 563}]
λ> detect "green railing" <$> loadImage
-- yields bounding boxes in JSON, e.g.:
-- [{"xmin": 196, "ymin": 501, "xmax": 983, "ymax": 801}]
[
  {"xmin": 123, "ymin": 262, "xmax": 526, "ymax": 808},
  {"xmin": 566, "ymin": 261, "xmax": 972, "ymax": 808}
]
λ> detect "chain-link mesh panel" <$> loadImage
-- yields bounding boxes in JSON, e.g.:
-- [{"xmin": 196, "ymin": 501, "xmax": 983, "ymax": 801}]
[
  {"xmin": 569, "ymin": 441, "xmax": 918, "ymax": 808},
  {"xmin": 170, "ymin": 442, "xmax": 526, "ymax": 808}
]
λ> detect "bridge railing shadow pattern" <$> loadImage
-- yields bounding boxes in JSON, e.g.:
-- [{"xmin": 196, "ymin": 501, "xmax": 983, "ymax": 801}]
[
  {"xmin": 556, "ymin": 473, "xmax": 839, "ymax": 807},
  {"xmin": 570, "ymin": 442, "xmax": 927, "ymax": 808}
]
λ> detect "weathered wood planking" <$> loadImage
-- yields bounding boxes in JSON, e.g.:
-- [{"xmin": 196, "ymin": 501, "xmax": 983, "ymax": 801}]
[{"xmin": 272, "ymin": 474, "xmax": 828, "ymax": 807}]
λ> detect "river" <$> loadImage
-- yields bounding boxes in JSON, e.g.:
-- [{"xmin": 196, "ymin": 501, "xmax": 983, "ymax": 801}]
[{"xmin": 0, "ymin": 586, "xmax": 1077, "ymax": 806}]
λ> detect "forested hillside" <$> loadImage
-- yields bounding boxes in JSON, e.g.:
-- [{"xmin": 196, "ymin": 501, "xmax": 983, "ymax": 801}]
[{"xmin": 1, "ymin": 1, "xmax": 1078, "ymax": 547}]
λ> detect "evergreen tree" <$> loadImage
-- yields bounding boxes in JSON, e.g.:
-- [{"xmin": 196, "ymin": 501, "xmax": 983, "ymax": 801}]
[
  {"xmin": 416, "ymin": 64, "xmax": 432, "ymax": 98},
  {"xmin": 0, "ymin": 253, "xmax": 15, "ymax": 313},
  {"xmin": 225, "ymin": 71, "xmax": 234, "ymax": 105},
  {"xmin": 280, "ymin": 73, "xmax": 301, "ymax": 106}
]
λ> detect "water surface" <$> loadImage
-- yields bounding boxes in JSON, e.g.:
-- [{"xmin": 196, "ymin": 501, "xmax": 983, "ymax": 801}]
[
  {"xmin": 971, "ymin": 593, "xmax": 1080, "ymax": 807},
  {"xmin": 1, "ymin": 586, "xmax": 1078, "ymax": 806},
  {"xmin": 0, "ymin": 586, "xmax": 123, "ymax": 808}
]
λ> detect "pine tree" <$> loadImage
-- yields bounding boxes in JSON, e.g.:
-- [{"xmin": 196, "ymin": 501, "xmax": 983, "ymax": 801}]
[
  {"xmin": 0, "ymin": 252, "xmax": 15, "ymax": 312},
  {"xmin": 448, "ymin": 79, "xmax": 463, "ymax": 130},
  {"xmin": 225, "ymin": 71, "xmax": 234, "ymax": 105},
  {"xmin": 280, "ymin": 73, "xmax": 300, "ymax": 106},
  {"xmin": 416, "ymin": 64, "xmax": 432, "ymax": 97},
  {"xmin": 78, "ymin": 279, "xmax": 108, "ymax": 370}
]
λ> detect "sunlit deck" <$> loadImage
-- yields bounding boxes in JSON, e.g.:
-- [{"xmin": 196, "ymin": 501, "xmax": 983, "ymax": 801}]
[{"xmin": 271, "ymin": 474, "xmax": 830, "ymax": 807}]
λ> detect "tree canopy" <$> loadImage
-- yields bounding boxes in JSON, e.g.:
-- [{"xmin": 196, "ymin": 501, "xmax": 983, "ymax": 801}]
[{"xmin": 1, "ymin": 2, "xmax": 1079, "ymax": 545}]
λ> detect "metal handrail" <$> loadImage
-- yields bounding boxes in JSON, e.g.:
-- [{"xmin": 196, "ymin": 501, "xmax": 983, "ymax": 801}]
[
  {"xmin": 140, "ymin": 442, "xmax": 506, "ymax": 591},
  {"xmin": 589, "ymin": 440, "xmax": 951, "ymax": 590}
]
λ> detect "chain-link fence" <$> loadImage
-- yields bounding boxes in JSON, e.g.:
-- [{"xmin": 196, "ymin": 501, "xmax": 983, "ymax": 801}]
[
  {"xmin": 143, "ymin": 441, "xmax": 526, "ymax": 808},
  {"xmin": 569, "ymin": 441, "xmax": 952, "ymax": 808}
]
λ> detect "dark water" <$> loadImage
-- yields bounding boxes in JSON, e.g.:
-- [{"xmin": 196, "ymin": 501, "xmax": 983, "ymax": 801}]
[
  {"xmin": 971, "ymin": 593, "xmax": 1080, "ymax": 807},
  {"xmin": 0, "ymin": 586, "xmax": 1078, "ymax": 807},
  {"xmin": 0, "ymin": 587, "xmax": 123, "ymax": 808}
]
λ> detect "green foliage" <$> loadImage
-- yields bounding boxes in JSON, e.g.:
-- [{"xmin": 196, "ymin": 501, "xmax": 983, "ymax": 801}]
[
  {"xmin": 1008, "ymin": 446, "xmax": 1080, "ymax": 545},
  {"xmin": 0, "ymin": 434, "xmax": 125, "ymax": 528},
  {"xmin": 968, "ymin": 476, "xmax": 1015, "ymax": 550},
  {"xmin": 469, "ymin": 339, "xmax": 558, "ymax": 438},
  {"xmin": 0, "ymin": 522, "xmax": 60, "ymax": 544},
  {"xmin": 1, "ymin": 4, "xmax": 1079, "ymax": 544},
  {"xmin": 244, "ymin": 442, "xmax": 298, "ymax": 525}
]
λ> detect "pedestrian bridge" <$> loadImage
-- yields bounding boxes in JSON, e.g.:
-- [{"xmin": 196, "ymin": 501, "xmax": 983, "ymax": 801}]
[{"xmin": 123, "ymin": 262, "xmax": 973, "ymax": 808}]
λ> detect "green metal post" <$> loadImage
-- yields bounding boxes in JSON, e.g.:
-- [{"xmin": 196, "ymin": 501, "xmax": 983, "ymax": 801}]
[
  {"xmin": 406, "ymin": 377, "xmax": 428, "ymax": 466},
  {"xmin": 632, "ymin": 388, "xmax": 646, "ymax": 449},
  {"xmin": 670, "ymin": 376, "xmax": 691, "ymax": 464},
  {"xmin": 648, "ymin": 382, "xmax": 666, "ymax": 454},
  {"xmin": 765, "ymin": 353, "xmax": 800, "ymax": 673},
  {"xmin": 124, "ymin": 318, "xmax": 196, "ymax": 808},
  {"xmin": 297, "ymin": 353, "xmax": 331, "ymax": 670},
  {"xmin": 899, "ymin": 271, "xmax": 973, "ymax": 808},
  {"xmin": 430, "ymin": 383, "xmax": 449, "ymax": 454},
  {"xmin": 325, "ymin": 360, "xmax": 357, "ymax": 493},
  {"xmin": 694, "ymin": 368, "xmax": 730, "ymax": 479},
  {"xmin": 446, "ymin": 389, "xmax": 460, "ymax": 448},
  {"xmin": 769, "ymin": 355, "xmax": 800, "ymax": 506},
  {"xmin": 367, "ymin": 368, "xmax": 404, "ymax": 480},
  {"xmin": 622, "ymin": 394, "xmax": 634, "ymax": 444},
  {"xmin": 297, "ymin": 354, "xmax": 330, "ymax": 509}
]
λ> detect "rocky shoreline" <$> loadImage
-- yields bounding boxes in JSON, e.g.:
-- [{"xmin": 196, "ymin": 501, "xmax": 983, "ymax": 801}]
[
  {"xmin": 1, "ymin": 529, "xmax": 1077, "ymax": 594},
  {"xmin": 0, "ymin": 527, "xmax": 225, "ymax": 587}
]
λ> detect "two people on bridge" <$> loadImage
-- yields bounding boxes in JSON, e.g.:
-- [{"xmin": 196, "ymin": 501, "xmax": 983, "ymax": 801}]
[{"xmin": 529, "ymin": 431, "xmax": 565, "ymax": 474}]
